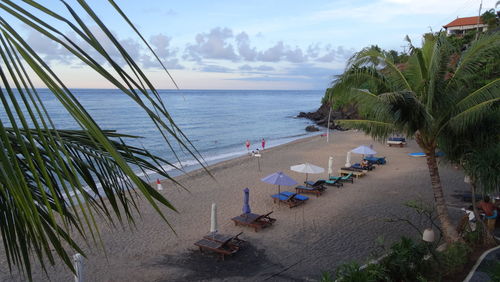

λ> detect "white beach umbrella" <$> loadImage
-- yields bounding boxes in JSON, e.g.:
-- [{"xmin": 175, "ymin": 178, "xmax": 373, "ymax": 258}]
[
  {"xmin": 210, "ymin": 203, "xmax": 217, "ymax": 234},
  {"xmin": 328, "ymin": 156, "xmax": 334, "ymax": 177},
  {"xmin": 290, "ymin": 162, "xmax": 324, "ymax": 181},
  {"xmin": 345, "ymin": 151, "xmax": 352, "ymax": 168},
  {"xmin": 351, "ymin": 145, "xmax": 377, "ymax": 155}
]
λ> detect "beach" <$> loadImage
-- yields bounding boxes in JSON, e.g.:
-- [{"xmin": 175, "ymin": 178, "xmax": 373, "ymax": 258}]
[{"xmin": 0, "ymin": 130, "xmax": 469, "ymax": 281}]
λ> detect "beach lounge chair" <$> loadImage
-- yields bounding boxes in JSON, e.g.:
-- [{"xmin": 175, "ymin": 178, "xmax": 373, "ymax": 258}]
[
  {"xmin": 330, "ymin": 173, "xmax": 354, "ymax": 183},
  {"xmin": 194, "ymin": 232, "xmax": 245, "ymax": 260},
  {"xmin": 323, "ymin": 178, "xmax": 343, "ymax": 187},
  {"xmin": 339, "ymin": 169, "xmax": 365, "ymax": 178},
  {"xmin": 295, "ymin": 185, "xmax": 325, "ymax": 196},
  {"xmin": 364, "ymin": 156, "xmax": 386, "ymax": 165},
  {"xmin": 387, "ymin": 137, "xmax": 407, "ymax": 147},
  {"xmin": 271, "ymin": 191, "xmax": 309, "ymax": 208},
  {"xmin": 352, "ymin": 163, "xmax": 375, "ymax": 171},
  {"xmin": 231, "ymin": 212, "xmax": 276, "ymax": 232},
  {"xmin": 341, "ymin": 166, "xmax": 367, "ymax": 173},
  {"xmin": 304, "ymin": 179, "xmax": 326, "ymax": 190}
]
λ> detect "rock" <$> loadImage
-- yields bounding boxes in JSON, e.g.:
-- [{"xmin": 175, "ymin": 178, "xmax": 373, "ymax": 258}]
[
  {"xmin": 298, "ymin": 101, "xmax": 359, "ymax": 130},
  {"xmin": 305, "ymin": 125, "xmax": 320, "ymax": 132}
]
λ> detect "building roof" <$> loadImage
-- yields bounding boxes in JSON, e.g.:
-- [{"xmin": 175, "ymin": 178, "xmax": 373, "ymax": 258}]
[{"xmin": 443, "ymin": 16, "xmax": 484, "ymax": 28}]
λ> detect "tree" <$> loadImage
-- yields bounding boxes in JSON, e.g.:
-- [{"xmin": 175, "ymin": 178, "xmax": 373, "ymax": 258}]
[
  {"xmin": 331, "ymin": 32, "xmax": 500, "ymax": 243},
  {"xmin": 0, "ymin": 1, "xmax": 204, "ymax": 279}
]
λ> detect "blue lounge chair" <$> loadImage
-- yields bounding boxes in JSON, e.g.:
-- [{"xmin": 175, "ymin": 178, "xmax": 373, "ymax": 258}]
[
  {"xmin": 271, "ymin": 191, "xmax": 309, "ymax": 208},
  {"xmin": 304, "ymin": 179, "xmax": 326, "ymax": 189},
  {"xmin": 364, "ymin": 156, "xmax": 386, "ymax": 165}
]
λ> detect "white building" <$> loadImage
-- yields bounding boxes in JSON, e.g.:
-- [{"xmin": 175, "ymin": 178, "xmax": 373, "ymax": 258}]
[{"xmin": 443, "ymin": 16, "xmax": 488, "ymax": 36}]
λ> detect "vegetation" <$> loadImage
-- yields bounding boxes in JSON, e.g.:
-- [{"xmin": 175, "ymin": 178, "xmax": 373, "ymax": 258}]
[
  {"xmin": 330, "ymin": 31, "xmax": 500, "ymax": 243},
  {"xmin": 0, "ymin": 1, "xmax": 203, "ymax": 279}
]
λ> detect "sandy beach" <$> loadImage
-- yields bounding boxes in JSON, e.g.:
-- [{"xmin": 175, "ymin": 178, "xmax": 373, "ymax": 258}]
[{"xmin": 0, "ymin": 130, "xmax": 470, "ymax": 281}]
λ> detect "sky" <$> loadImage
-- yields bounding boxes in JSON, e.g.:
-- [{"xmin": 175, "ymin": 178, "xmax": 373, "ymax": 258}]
[{"xmin": 11, "ymin": 0, "xmax": 499, "ymax": 90}]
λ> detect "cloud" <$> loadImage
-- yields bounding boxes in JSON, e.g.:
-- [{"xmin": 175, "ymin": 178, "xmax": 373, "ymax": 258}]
[
  {"xmin": 316, "ymin": 45, "xmax": 356, "ymax": 62},
  {"xmin": 239, "ymin": 64, "xmax": 253, "ymax": 71},
  {"xmin": 235, "ymin": 32, "xmax": 257, "ymax": 61},
  {"xmin": 199, "ymin": 65, "xmax": 233, "ymax": 73},
  {"xmin": 255, "ymin": 65, "xmax": 275, "ymax": 71},
  {"xmin": 185, "ymin": 27, "xmax": 238, "ymax": 61}
]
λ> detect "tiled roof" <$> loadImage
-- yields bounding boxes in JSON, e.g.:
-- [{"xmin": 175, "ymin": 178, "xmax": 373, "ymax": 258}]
[{"xmin": 444, "ymin": 16, "xmax": 484, "ymax": 28}]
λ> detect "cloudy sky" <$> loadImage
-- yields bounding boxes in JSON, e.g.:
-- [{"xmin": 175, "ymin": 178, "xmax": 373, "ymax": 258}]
[{"xmin": 16, "ymin": 0, "xmax": 498, "ymax": 90}]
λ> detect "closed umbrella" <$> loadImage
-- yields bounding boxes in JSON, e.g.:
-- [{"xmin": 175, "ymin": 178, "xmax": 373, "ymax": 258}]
[
  {"xmin": 261, "ymin": 171, "xmax": 297, "ymax": 195},
  {"xmin": 345, "ymin": 151, "xmax": 352, "ymax": 167},
  {"xmin": 210, "ymin": 203, "xmax": 217, "ymax": 234},
  {"xmin": 290, "ymin": 162, "xmax": 324, "ymax": 181},
  {"xmin": 328, "ymin": 156, "xmax": 334, "ymax": 177},
  {"xmin": 242, "ymin": 188, "xmax": 251, "ymax": 214}
]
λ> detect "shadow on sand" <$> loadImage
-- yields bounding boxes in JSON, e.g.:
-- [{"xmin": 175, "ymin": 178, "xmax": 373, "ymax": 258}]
[{"xmin": 150, "ymin": 243, "xmax": 286, "ymax": 281}]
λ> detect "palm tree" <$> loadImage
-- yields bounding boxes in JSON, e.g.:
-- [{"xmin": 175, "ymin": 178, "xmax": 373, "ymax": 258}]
[
  {"xmin": 331, "ymin": 32, "xmax": 500, "ymax": 243},
  {"xmin": 0, "ymin": 1, "xmax": 204, "ymax": 279}
]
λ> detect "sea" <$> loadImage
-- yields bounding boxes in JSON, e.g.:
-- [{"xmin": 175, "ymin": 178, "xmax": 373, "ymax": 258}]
[{"xmin": 4, "ymin": 89, "xmax": 326, "ymax": 179}]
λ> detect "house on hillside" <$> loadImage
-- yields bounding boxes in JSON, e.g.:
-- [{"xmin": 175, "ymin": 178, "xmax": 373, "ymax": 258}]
[{"xmin": 443, "ymin": 16, "xmax": 488, "ymax": 36}]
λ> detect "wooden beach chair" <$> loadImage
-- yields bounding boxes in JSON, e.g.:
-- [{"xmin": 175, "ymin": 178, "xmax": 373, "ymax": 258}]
[
  {"xmin": 387, "ymin": 137, "xmax": 407, "ymax": 147},
  {"xmin": 194, "ymin": 232, "xmax": 245, "ymax": 260},
  {"xmin": 339, "ymin": 169, "xmax": 365, "ymax": 178},
  {"xmin": 295, "ymin": 185, "xmax": 324, "ymax": 196},
  {"xmin": 271, "ymin": 191, "xmax": 309, "ymax": 208},
  {"xmin": 323, "ymin": 178, "xmax": 343, "ymax": 187},
  {"xmin": 330, "ymin": 173, "xmax": 354, "ymax": 183},
  {"xmin": 231, "ymin": 212, "xmax": 276, "ymax": 232},
  {"xmin": 304, "ymin": 179, "xmax": 326, "ymax": 189}
]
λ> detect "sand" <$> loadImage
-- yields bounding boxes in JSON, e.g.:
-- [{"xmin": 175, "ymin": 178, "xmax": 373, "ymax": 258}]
[{"xmin": 0, "ymin": 130, "xmax": 470, "ymax": 281}]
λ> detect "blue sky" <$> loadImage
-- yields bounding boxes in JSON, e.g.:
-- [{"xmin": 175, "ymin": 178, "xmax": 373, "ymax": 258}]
[{"xmin": 17, "ymin": 0, "xmax": 498, "ymax": 90}]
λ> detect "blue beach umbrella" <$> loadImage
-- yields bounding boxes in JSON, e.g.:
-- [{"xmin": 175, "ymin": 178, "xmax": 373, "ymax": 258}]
[
  {"xmin": 243, "ymin": 188, "xmax": 251, "ymax": 214},
  {"xmin": 261, "ymin": 171, "xmax": 298, "ymax": 195}
]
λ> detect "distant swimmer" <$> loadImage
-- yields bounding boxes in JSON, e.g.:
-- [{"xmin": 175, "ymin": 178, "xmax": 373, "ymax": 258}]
[
  {"xmin": 245, "ymin": 140, "xmax": 250, "ymax": 153},
  {"xmin": 261, "ymin": 138, "xmax": 266, "ymax": 150}
]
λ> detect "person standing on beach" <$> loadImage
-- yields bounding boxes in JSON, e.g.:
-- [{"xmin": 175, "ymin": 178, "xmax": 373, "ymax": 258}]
[
  {"xmin": 261, "ymin": 138, "xmax": 266, "ymax": 150},
  {"xmin": 245, "ymin": 140, "xmax": 250, "ymax": 153}
]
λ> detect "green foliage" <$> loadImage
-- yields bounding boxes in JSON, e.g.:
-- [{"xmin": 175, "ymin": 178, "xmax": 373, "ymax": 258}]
[
  {"xmin": 437, "ymin": 242, "xmax": 471, "ymax": 276},
  {"xmin": 334, "ymin": 262, "xmax": 388, "ymax": 282},
  {"xmin": 381, "ymin": 237, "xmax": 432, "ymax": 281},
  {"xmin": 485, "ymin": 261, "xmax": 500, "ymax": 281},
  {"xmin": 464, "ymin": 229, "xmax": 482, "ymax": 246},
  {"xmin": 0, "ymin": 1, "xmax": 205, "ymax": 279}
]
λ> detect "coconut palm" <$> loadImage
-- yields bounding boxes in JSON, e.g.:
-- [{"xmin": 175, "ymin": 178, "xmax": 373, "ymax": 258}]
[
  {"xmin": 331, "ymin": 32, "xmax": 500, "ymax": 243},
  {"xmin": 0, "ymin": 1, "xmax": 205, "ymax": 279}
]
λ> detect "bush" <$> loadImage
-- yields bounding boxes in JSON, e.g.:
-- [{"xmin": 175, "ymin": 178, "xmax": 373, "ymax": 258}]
[
  {"xmin": 334, "ymin": 262, "xmax": 388, "ymax": 282},
  {"xmin": 380, "ymin": 237, "xmax": 432, "ymax": 281},
  {"xmin": 437, "ymin": 242, "xmax": 471, "ymax": 276}
]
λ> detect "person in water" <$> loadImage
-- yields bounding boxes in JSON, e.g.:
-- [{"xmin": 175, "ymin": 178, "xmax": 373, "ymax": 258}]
[{"xmin": 261, "ymin": 138, "xmax": 266, "ymax": 150}]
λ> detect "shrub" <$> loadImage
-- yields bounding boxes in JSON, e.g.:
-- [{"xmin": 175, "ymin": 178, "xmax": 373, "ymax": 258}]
[
  {"xmin": 437, "ymin": 242, "xmax": 471, "ymax": 276},
  {"xmin": 381, "ymin": 237, "xmax": 432, "ymax": 281},
  {"xmin": 334, "ymin": 262, "xmax": 388, "ymax": 282}
]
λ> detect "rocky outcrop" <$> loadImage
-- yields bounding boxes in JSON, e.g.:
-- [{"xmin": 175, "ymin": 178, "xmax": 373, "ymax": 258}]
[
  {"xmin": 298, "ymin": 102, "xmax": 359, "ymax": 130},
  {"xmin": 305, "ymin": 125, "xmax": 320, "ymax": 132}
]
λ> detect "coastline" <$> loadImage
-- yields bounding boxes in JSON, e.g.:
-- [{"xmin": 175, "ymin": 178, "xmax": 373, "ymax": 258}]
[{"xmin": 0, "ymin": 130, "xmax": 470, "ymax": 281}]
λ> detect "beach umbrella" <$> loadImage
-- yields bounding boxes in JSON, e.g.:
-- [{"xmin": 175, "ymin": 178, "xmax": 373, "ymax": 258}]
[
  {"xmin": 210, "ymin": 203, "xmax": 217, "ymax": 234},
  {"xmin": 345, "ymin": 151, "xmax": 352, "ymax": 167},
  {"xmin": 290, "ymin": 162, "xmax": 325, "ymax": 182},
  {"xmin": 242, "ymin": 188, "xmax": 251, "ymax": 214},
  {"xmin": 368, "ymin": 144, "xmax": 375, "ymax": 158},
  {"xmin": 328, "ymin": 157, "xmax": 334, "ymax": 177},
  {"xmin": 351, "ymin": 145, "xmax": 377, "ymax": 155},
  {"xmin": 261, "ymin": 171, "xmax": 297, "ymax": 195}
]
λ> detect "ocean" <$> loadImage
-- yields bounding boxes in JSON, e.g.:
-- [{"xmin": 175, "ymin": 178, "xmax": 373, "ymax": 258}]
[{"xmin": 4, "ymin": 89, "xmax": 325, "ymax": 179}]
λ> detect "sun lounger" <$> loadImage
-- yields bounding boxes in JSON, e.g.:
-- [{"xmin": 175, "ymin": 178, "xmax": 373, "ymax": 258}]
[
  {"xmin": 364, "ymin": 156, "xmax": 386, "ymax": 165},
  {"xmin": 323, "ymin": 178, "xmax": 343, "ymax": 187},
  {"xmin": 271, "ymin": 191, "xmax": 309, "ymax": 208},
  {"xmin": 339, "ymin": 169, "xmax": 365, "ymax": 178},
  {"xmin": 330, "ymin": 173, "xmax": 354, "ymax": 183},
  {"xmin": 352, "ymin": 163, "xmax": 375, "ymax": 171},
  {"xmin": 341, "ymin": 166, "xmax": 368, "ymax": 173},
  {"xmin": 304, "ymin": 179, "xmax": 326, "ymax": 189},
  {"xmin": 231, "ymin": 212, "xmax": 276, "ymax": 232},
  {"xmin": 295, "ymin": 185, "xmax": 324, "ymax": 196},
  {"xmin": 387, "ymin": 137, "xmax": 407, "ymax": 147},
  {"xmin": 195, "ymin": 232, "xmax": 245, "ymax": 260}
]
